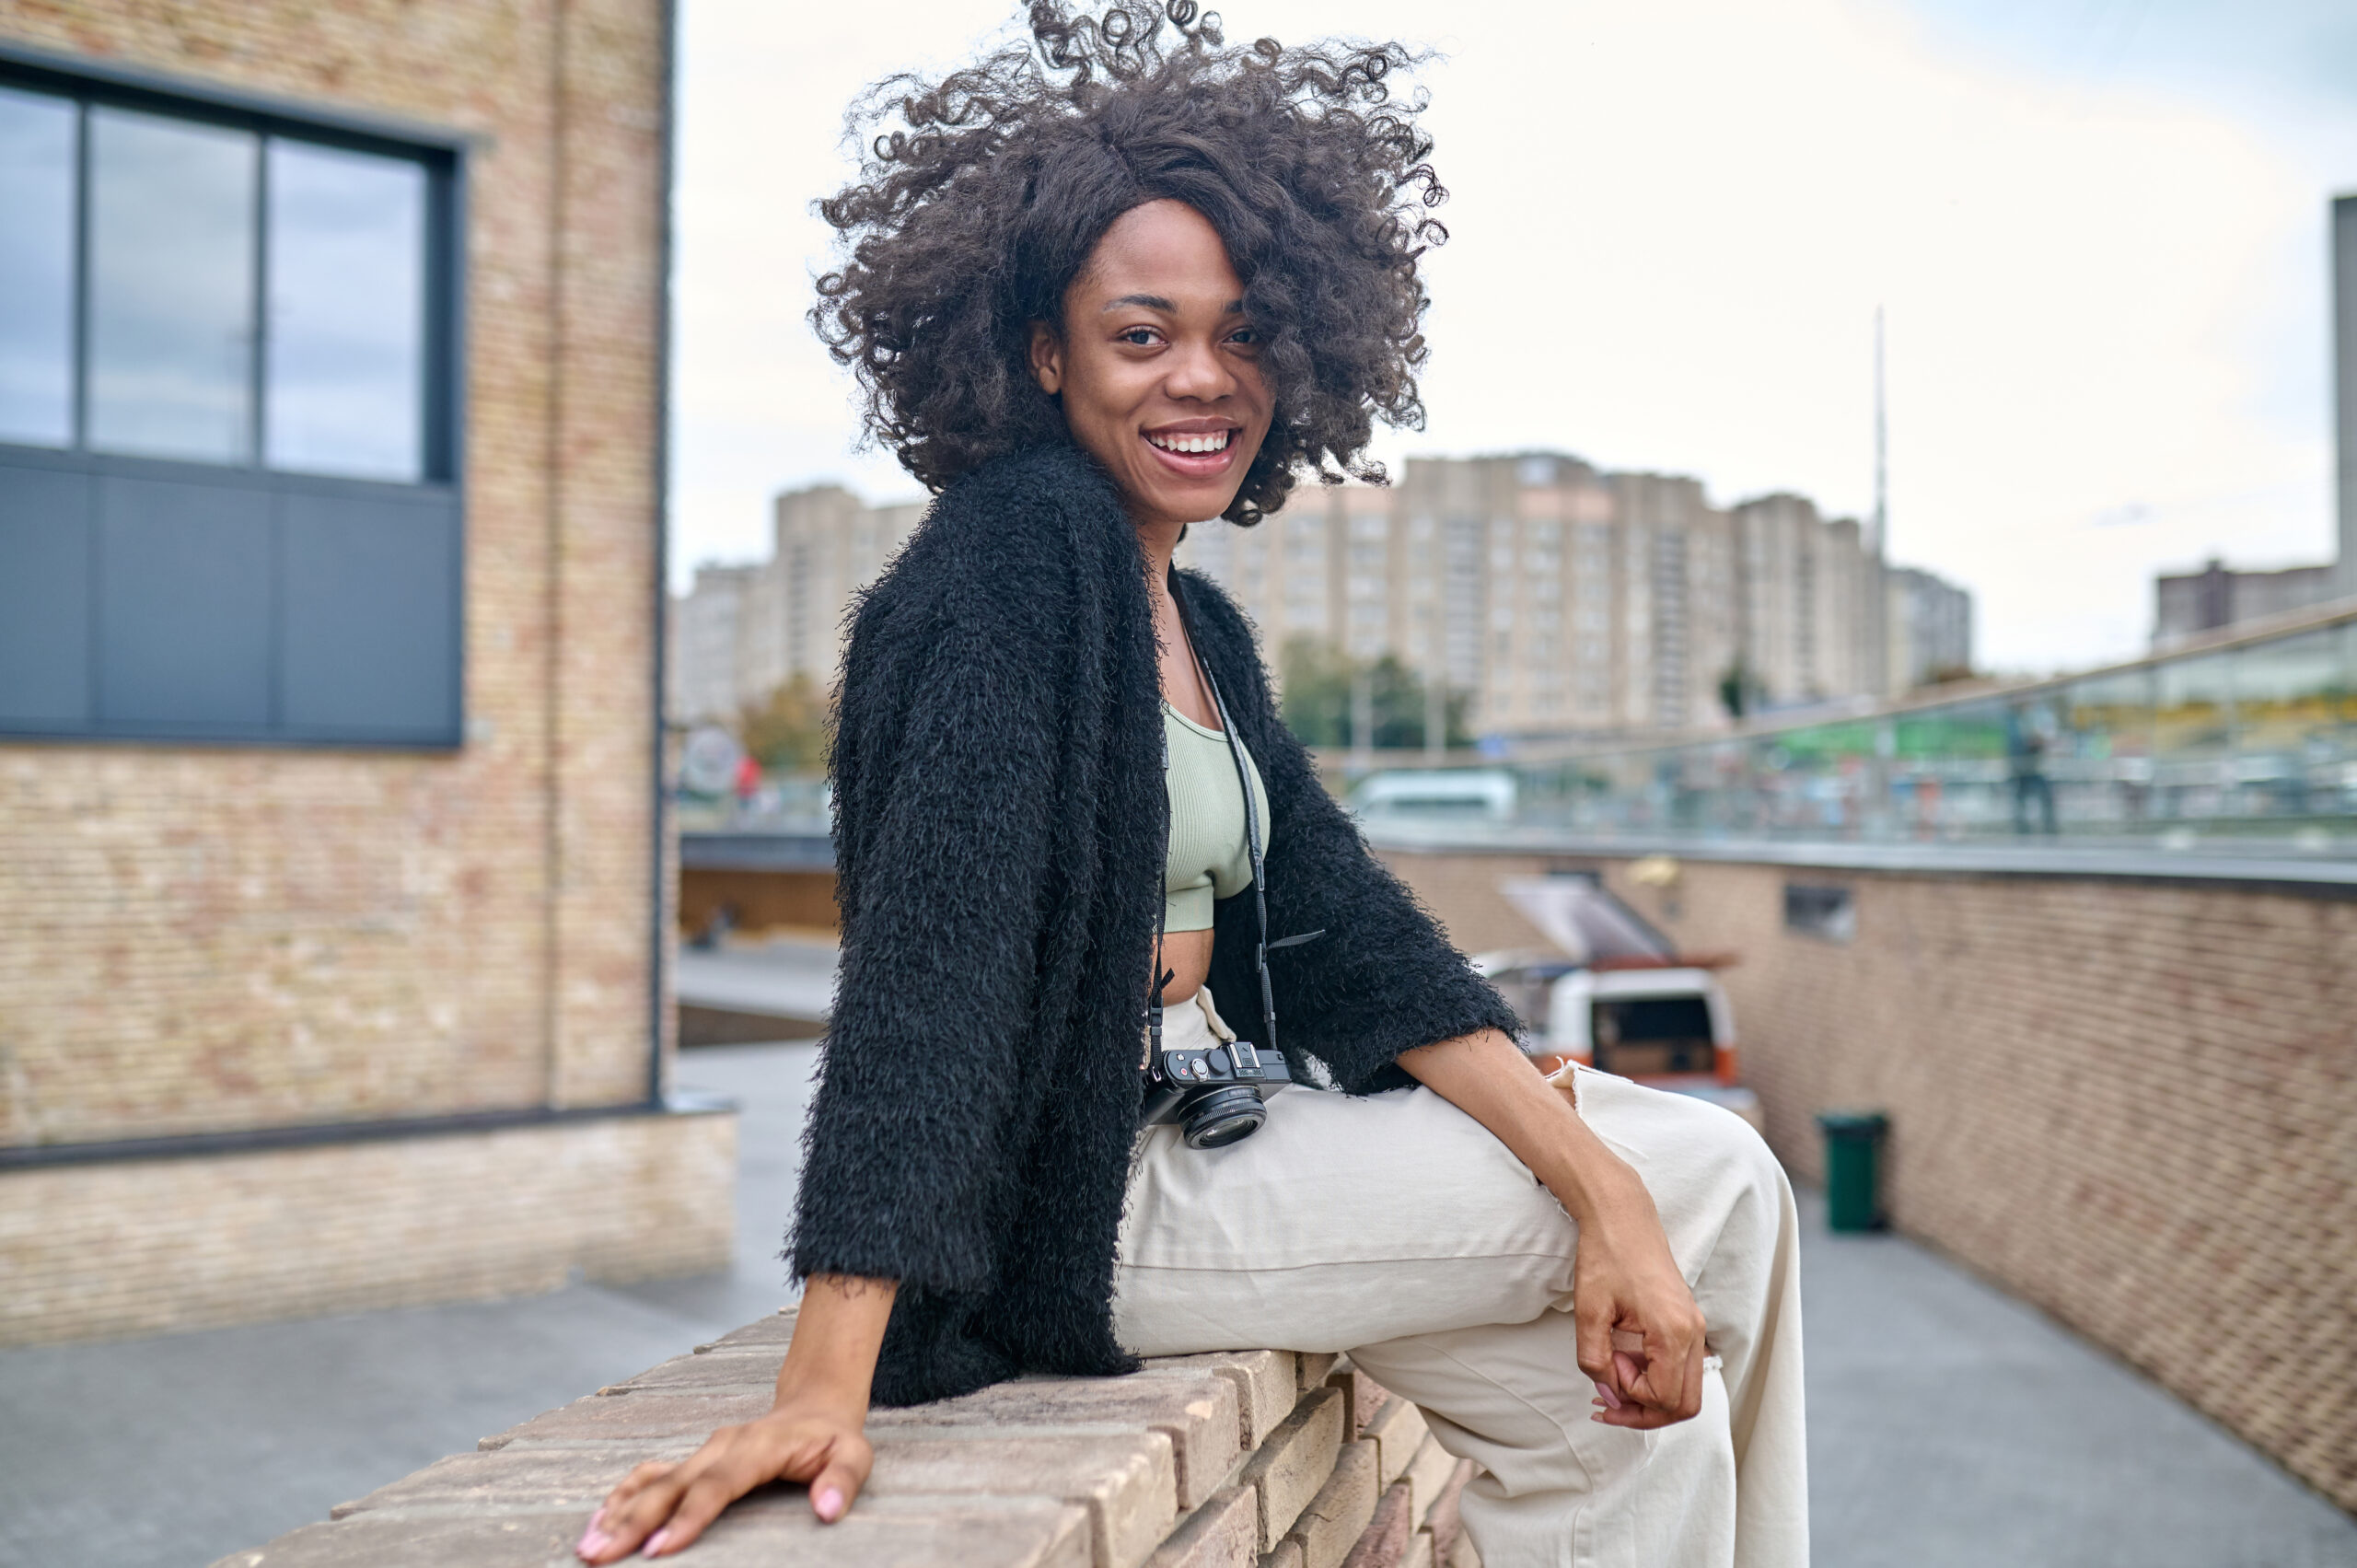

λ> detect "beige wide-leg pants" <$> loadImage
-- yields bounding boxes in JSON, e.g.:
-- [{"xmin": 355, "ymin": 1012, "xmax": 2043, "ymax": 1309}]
[{"xmin": 1114, "ymin": 993, "xmax": 1806, "ymax": 1568}]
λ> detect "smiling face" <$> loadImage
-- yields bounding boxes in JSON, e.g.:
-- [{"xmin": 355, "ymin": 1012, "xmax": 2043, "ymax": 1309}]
[{"xmin": 1028, "ymin": 200, "xmax": 1274, "ymax": 534}]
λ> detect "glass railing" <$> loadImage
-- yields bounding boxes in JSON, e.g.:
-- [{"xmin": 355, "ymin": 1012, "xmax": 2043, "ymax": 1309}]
[{"xmin": 1489, "ymin": 606, "xmax": 2357, "ymax": 857}]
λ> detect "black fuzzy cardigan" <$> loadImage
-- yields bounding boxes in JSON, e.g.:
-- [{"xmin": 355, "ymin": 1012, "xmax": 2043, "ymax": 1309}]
[{"xmin": 791, "ymin": 442, "xmax": 1520, "ymax": 1407}]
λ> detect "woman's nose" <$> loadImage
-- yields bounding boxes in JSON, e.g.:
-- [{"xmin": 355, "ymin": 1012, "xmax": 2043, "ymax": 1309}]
[{"xmin": 1163, "ymin": 338, "xmax": 1234, "ymax": 401}]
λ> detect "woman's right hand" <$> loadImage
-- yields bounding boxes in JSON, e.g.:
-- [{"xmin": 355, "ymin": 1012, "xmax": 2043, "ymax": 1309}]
[
  {"xmin": 575, "ymin": 1394, "xmax": 875, "ymax": 1561},
  {"xmin": 578, "ymin": 1273, "xmax": 900, "ymax": 1562}
]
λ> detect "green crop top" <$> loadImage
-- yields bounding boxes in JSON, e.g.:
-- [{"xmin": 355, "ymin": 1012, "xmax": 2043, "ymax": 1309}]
[{"xmin": 1163, "ymin": 700, "xmax": 1271, "ymax": 932}]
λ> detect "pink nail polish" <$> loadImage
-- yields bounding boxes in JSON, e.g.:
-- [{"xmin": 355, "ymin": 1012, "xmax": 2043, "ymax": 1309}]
[
  {"xmin": 815, "ymin": 1487, "xmax": 843, "ymax": 1521},
  {"xmin": 577, "ymin": 1530, "xmax": 610, "ymax": 1559},
  {"xmin": 641, "ymin": 1528, "xmax": 670, "ymax": 1557}
]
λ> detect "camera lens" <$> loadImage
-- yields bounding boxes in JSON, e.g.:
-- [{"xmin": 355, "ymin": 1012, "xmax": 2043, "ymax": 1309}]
[{"xmin": 1180, "ymin": 1085, "xmax": 1267, "ymax": 1149}]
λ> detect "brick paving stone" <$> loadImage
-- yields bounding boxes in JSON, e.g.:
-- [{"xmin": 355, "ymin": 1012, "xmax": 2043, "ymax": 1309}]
[
  {"xmin": 1143, "ymin": 1486, "xmax": 1260, "ymax": 1568},
  {"xmin": 479, "ymin": 1388, "xmax": 774, "ymax": 1447},
  {"xmin": 1283, "ymin": 1440, "xmax": 1377, "ymax": 1568},
  {"xmin": 1239, "ymin": 1388, "xmax": 1344, "ymax": 1551},
  {"xmin": 862, "ymin": 1431, "xmax": 1178, "ymax": 1568},
  {"xmin": 1422, "ymin": 1460, "xmax": 1475, "ymax": 1566},
  {"xmin": 1259, "ymin": 1543, "xmax": 1306, "ymax": 1568},
  {"xmin": 1338, "ymin": 1481, "xmax": 1414, "ymax": 1568},
  {"xmin": 1361, "ymin": 1399, "xmax": 1428, "ymax": 1491},
  {"xmin": 596, "ymin": 1348, "xmax": 782, "ymax": 1394},
  {"xmin": 1399, "ymin": 1437, "xmax": 1458, "ymax": 1521},
  {"xmin": 1324, "ymin": 1364, "xmax": 1390, "ymax": 1439},
  {"xmin": 1295, "ymin": 1353, "xmax": 1340, "ymax": 1393},
  {"xmin": 220, "ymin": 1493, "xmax": 1091, "ymax": 1568},
  {"xmin": 205, "ymin": 1510, "xmax": 599, "ymax": 1568},
  {"xmin": 1135, "ymin": 1350, "xmax": 1299, "ymax": 1446},
  {"xmin": 333, "ymin": 1446, "xmax": 695, "ymax": 1516},
  {"xmin": 865, "ymin": 1374, "xmax": 1240, "ymax": 1510},
  {"xmin": 695, "ymin": 1310, "xmax": 799, "ymax": 1353}
]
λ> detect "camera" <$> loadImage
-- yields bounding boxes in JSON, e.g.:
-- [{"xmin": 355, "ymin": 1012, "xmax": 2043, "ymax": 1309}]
[{"xmin": 1140, "ymin": 1038, "xmax": 1293, "ymax": 1149}]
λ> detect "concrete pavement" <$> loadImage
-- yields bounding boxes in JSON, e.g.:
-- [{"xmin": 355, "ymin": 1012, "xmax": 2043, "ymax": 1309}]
[{"xmin": 2, "ymin": 1040, "xmax": 2350, "ymax": 1567}]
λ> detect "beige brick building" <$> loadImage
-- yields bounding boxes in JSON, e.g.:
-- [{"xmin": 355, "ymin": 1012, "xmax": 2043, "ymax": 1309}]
[{"xmin": 0, "ymin": 0, "xmax": 732, "ymax": 1345}]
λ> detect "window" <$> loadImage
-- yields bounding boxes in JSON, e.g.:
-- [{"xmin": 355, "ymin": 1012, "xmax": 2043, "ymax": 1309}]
[{"xmin": 0, "ymin": 53, "xmax": 463, "ymax": 747}]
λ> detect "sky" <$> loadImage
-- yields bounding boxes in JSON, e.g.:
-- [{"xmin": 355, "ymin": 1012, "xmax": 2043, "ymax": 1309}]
[{"xmin": 667, "ymin": 0, "xmax": 2357, "ymax": 674}]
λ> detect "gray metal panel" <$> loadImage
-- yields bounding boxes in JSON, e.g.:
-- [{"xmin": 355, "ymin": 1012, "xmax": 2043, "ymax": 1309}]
[
  {"xmin": 278, "ymin": 489, "xmax": 459, "ymax": 738},
  {"xmin": 679, "ymin": 830, "xmax": 837, "ymax": 872},
  {"xmin": 0, "ymin": 460, "xmax": 94, "ymax": 726},
  {"xmin": 96, "ymin": 470, "xmax": 272, "ymax": 726}
]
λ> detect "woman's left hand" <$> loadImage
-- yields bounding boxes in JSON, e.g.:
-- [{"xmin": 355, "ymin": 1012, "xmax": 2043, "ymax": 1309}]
[
  {"xmin": 1563, "ymin": 1169, "xmax": 1709, "ymax": 1428},
  {"xmin": 1398, "ymin": 1028, "xmax": 1708, "ymax": 1428}
]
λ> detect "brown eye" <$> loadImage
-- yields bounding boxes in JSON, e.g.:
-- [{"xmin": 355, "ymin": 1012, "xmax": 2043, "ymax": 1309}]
[{"xmin": 1119, "ymin": 327, "xmax": 1157, "ymax": 346}]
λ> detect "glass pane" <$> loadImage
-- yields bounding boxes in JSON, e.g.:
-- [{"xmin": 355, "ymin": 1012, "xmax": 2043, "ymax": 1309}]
[
  {"xmin": 2229, "ymin": 628, "xmax": 2344, "ymax": 819},
  {"xmin": 87, "ymin": 107, "xmax": 257, "ymax": 463},
  {"xmin": 2061, "ymin": 668, "xmax": 2155, "ymax": 830},
  {"xmin": 264, "ymin": 139, "xmax": 424, "ymax": 481},
  {"xmin": 0, "ymin": 87, "xmax": 76, "ymax": 447}
]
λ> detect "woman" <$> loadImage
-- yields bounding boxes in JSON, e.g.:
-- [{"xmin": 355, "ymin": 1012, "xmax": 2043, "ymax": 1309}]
[{"xmin": 581, "ymin": 5, "xmax": 1805, "ymax": 1563}]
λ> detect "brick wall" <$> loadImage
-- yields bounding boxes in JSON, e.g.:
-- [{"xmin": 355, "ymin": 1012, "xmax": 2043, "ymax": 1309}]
[
  {"xmin": 1376, "ymin": 844, "xmax": 2357, "ymax": 1513},
  {"xmin": 2, "ymin": 1109, "xmax": 735, "ymax": 1347},
  {"xmin": 0, "ymin": 0, "xmax": 669, "ymax": 1144}
]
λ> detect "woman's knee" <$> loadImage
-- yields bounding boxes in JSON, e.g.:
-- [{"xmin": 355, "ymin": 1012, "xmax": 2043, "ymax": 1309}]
[{"xmin": 1591, "ymin": 1078, "xmax": 1791, "ymax": 1265}]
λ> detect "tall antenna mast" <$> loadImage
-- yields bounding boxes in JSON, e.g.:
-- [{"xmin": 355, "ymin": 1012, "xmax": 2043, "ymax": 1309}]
[{"xmin": 1872, "ymin": 305, "xmax": 1887, "ymax": 560}]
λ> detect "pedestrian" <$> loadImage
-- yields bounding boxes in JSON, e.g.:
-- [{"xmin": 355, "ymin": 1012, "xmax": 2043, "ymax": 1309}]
[{"xmin": 580, "ymin": 6, "xmax": 1804, "ymax": 1563}]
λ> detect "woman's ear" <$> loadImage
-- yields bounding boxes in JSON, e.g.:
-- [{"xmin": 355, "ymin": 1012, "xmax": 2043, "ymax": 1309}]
[{"xmin": 1028, "ymin": 319, "xmax": 1065, "ymax": 396}]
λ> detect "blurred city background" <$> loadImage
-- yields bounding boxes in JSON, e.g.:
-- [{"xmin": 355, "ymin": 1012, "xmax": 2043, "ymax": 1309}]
[{"xmin": 3, "ymin": 1, "xmax": 2355, "ymax": 1565}]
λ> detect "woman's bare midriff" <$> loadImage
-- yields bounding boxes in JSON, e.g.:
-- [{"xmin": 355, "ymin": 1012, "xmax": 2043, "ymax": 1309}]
[{"xmin": 1155, "ymin": 925, "xmax": 1217, "ymax": 1005}]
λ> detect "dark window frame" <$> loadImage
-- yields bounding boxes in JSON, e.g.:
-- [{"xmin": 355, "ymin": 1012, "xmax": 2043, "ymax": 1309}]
[{"xmin": 0, "ymin": 41, "xmax": 470, "ymax": 750}]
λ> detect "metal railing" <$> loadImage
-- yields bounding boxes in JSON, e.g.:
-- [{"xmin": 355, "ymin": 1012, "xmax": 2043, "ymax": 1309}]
[{"xmin": 1488, "ymin": 600, "xmax": 2357, "ymax": 857}]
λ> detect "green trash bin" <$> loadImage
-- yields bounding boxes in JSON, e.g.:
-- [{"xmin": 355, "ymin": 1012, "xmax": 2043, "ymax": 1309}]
[{"xmin": 1817, "ymin": 1110, "xmax": 1888, "ymax": 1232}]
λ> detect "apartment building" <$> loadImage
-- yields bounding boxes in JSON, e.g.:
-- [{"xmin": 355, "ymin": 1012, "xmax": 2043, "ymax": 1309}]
[
  {"xmin": 2154, "ymin": 558, "xmax": 2340, "ymax": 649},
  {"xmin": 668, "ymin": 484, "xmax": 923, "ymax": 722},
  {"xmin": 1887, "ymin": 564, "xmax": 1975, "ymax": 689},
  {"xmin": 1180, "ymin": 452, "xmax": 1921, "ymax": 737},
  {"xmin": 679, "ymin": 453, "xmax": 1970, "ymax": 739}
]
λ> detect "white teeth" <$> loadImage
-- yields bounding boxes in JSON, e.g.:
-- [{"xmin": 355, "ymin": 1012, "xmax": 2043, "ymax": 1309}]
[{"xmin": 1152, "ymin": 431, "xmax": 1229, "ymax": 454}]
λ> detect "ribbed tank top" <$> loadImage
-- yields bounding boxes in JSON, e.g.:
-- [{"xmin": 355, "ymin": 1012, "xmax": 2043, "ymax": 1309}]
[{"xmin": 1163, "ymin": 700, "xmax": 1271, "ymax": 932}]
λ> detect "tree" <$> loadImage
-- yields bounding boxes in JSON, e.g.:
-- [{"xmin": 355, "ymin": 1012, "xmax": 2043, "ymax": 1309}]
[
  {"xmin": 737, "ymin": 673, "xmax": 830, "ymax": 773},
  {"xmin": 1278, "ymin": 637, "xmax": 1469, "ymax": 749}
]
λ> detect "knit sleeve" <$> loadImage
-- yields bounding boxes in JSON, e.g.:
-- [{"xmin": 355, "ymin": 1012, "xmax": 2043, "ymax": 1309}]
[{"xmin": 788, "ymin": 609, "xmax": 1064, "ymax": 1294}]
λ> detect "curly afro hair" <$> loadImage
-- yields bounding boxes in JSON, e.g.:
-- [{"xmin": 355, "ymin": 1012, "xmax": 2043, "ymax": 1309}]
[{"xmin": 811, "ymin": 0, "xmax": 1448, "ymax": 524}]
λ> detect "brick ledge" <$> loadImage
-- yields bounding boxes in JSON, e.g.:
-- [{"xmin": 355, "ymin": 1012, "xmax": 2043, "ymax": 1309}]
[{"xmin": 216, "ymin": 1310, "xmax": 1484, "ymax": 1568}]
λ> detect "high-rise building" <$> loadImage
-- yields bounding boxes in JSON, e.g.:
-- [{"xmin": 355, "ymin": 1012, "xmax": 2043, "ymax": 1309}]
[
  {"xmin": 1728, "ymin": 493, "xmax": 1882, "ymax": 706},
  {"xmin": 2154, "ymin": 558, "xmax": 2339, "ymax": 649},
  {"xmin": 671, "ymin": 563, "xmax": 757, "ymax": 724},
  {"xmin": 1886, "ymin": 565, "xmax": 1975, "ymax": 690},
  {"xmin": 682, "ymin": 455, "xmax": 1972, "ymax": 738},
  {"xmin": 671, "ymin": 483, "xmax": 924, "ymax": 720},
  {"xmin": 1181, "ymin": 452, "xmax": 1927, "ymax": 736}
]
